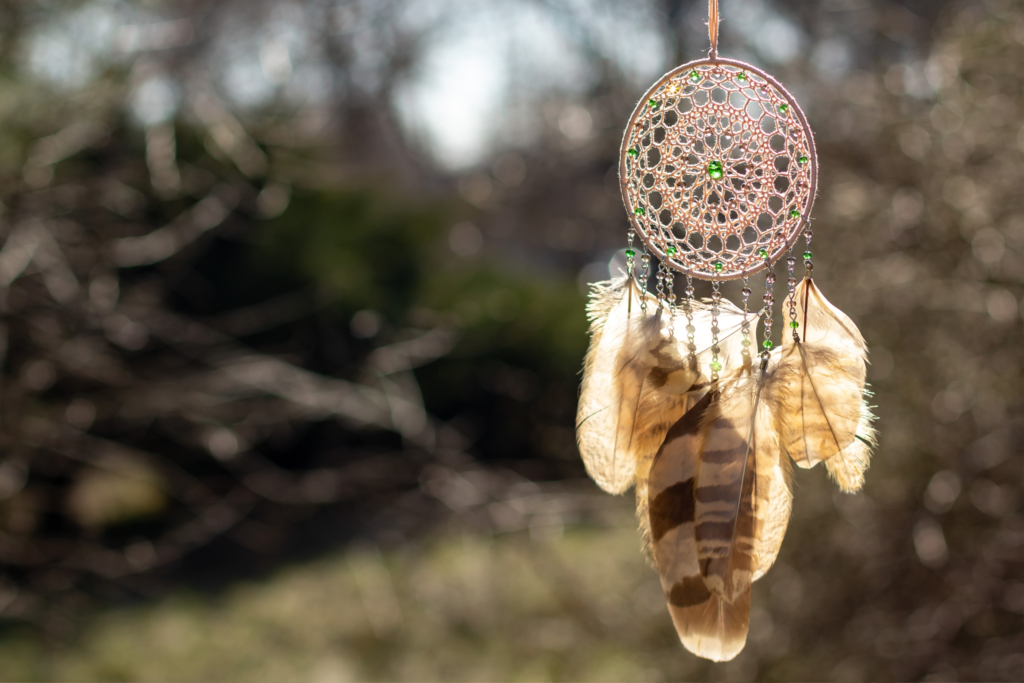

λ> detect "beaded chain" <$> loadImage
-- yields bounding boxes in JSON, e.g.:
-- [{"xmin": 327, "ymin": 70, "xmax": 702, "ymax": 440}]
[
  {"xmin": 786, "ymin": 249, "xmax": 799, "ymax": 342},
  {"xmin": 760, "ymin": 249, "xmax": 775, "ymax": 360},
  {"xmin": 710, "ymin": 281, "xmax": 722, "ymax": 381}
]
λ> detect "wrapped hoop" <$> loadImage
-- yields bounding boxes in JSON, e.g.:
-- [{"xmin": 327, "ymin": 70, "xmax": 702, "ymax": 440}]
[{"xmin": 619, "ymin": 58, "xmax": 817, "ymax": 281}]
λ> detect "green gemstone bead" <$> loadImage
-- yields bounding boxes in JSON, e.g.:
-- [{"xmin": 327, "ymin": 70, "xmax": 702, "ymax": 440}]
[
  {"xmin": 627, "ymin": 148, "xmax": 639, "ymax": 158},
  {"xmin": 762, "ymin": 339, "xmax": 774, "ymax": 349},
  {"xmin": 625, "ymin": 249, "xmax": 635, "ymax": 258},
  {"xmin": 713, "ymin": 261, "xmax": 724, "ymax": 273},
  {"xmin": 758, "ymin": 248, "xmax": 769, "ymax": 258},
  {"xmin": 803, "ymin": 250, "xmax": 813, "ymax": 260},
  {"xmin": 741, "ymin": 338, "xmax": 750, "ymax": 347},
  {"xmin": 648, "ymin": 98, "xmax": 659, "ymax": 108},
  {"xmin": 634, "ymin": 207, "xmax": 644, "ymax": 216},
  {"xmin": 689, "ymin": 70, "xmax": 701, "ymax": 83},
  {"xmin": 707, "ymin": 160, "xmax": 724, "ymax": 179},
  {"xmin": 789, "ymin": 209, "xmax": 800, "ymax": 218},
  {"xmin": 789, "ymin": 320, "xmax": 799, "ymax": 329},
  {"xmin": 798, "ymin": 155, "xmax": 809, "ymax": 165},
  {"xmin": 778, "ymin": 103, "xmax": 789, "ymax": 114},
  {"xmin": 710, "ymin": 361, "xmax": 723, "ymax": 372},
  {"xmin": 737, "ymin": 72, "xmax": 747, "ymax": 82},
  {"xmin": 666, "ymin": 246, "xmax": 678, "ymax": 256}
]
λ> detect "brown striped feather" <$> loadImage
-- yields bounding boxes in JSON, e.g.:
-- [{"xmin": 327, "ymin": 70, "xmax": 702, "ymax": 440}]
[
  {"xmin": 632, "ymin": 302, "xmax": 762, "ymax": 537},
  {"xmin": 694, "ymin": 360, "xmax": 792, "ymax": 602},
  {"xmin": 647, "ymin": 392, "xmax": 751, "ymax": 662}
]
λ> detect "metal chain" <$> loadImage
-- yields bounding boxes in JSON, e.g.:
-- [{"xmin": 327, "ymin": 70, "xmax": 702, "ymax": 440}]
[
  {"xmin": 710, "ymin": 281, "xmax": 722, "ymax": 381},
  {"xmin": 684, "ymin": 275, "xmax": 696, "ymax": 360},
  {"xmin": 626, "ymin": 228, "xmax": 636, "ymax": 279},
  {"xmin": 639, "ymin": 249, "xmax": 650, "ymax": 314},
  {"xmin": 740, "ymin": 275, "xmax": 752, "ymax": 365},
  {"xmin": 802, "ymin": 221, "xmax": 814, "ymax": 278},
  {"xmin": 786, "ymin": 250, "xmax": 799, "ymax": 342},
  {"xmin": 664, "ymin": 267, "xmax": 676, "ymax": 336},
  {"xmin": 761, "ymin": 252, "xmax": 775, "ymax": 361}
]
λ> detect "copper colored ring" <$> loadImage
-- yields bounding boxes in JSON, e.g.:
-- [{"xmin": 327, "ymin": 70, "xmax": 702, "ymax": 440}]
[{"xmin": 619, "ymin": 57, "xmax": 818, "ymax": 281}]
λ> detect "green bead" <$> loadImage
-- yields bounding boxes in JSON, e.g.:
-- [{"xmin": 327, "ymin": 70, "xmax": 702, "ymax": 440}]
[
  {"xmin": 762, "ymin": 339, "xmax": 773, "ymax": 349},
  {"xmin": 666, "ymin": 246, "xmax": 678, "ymax": 256},
  {"xmin": 689, "ymin": 70, "xmax": 701, "ymax": 83},
  {"xmin": 648, "ymin": 98, "xmax": 659, "ymax": 108},
  {"xmin": 803, "ymin": 250, "xmax": 813, "ymax": 260},
  {"xmin": 625, "ymin": 249, "xmax": 635, "ymax": 258},
  {"xmin": 798, "ymin": 155, "xmax": 809, "ymax": 165},
  {"xmin": 707, "ymin": 160, "xmax": 724, "ymax": 179},
  {"xmin": 737, "ymin": 72, "xmax": 747, "ymax": 82},
  {"xmin": 634, "ymin": 207, "xmax": 644, "ymax": 216},
  {"xmin": 627, "ymin": 148, "xmax": 639, "ymax": 158},
  {"xmin": 710, "ymin": 361, "xmax": 723, "ymax": 372},
  {"xmin": 778, "ymin": 103, "xmax": 789, "ymax": 114},
  {"xmin": 789, "ymin": 208, "xmax": 800, "ymax": 218},
  {"xmin": 758, "ymin": 248, "xmax": 768, "ymax": 258},
  {"xmin": 741, "ymin": 338, "xmax": 750, "ymax": 347},
  {"xmin": 713, "ymin": 261, "xmax": 724, "ymax": 273},
  {"xmin": 789, "ymin": 320, "xmax": 799, "ymax": 329}
]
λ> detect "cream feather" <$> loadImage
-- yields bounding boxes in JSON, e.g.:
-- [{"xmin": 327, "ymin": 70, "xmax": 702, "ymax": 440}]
[
  {"xmin": 776, "ymin": 277, "xmax": 869, "ymax": 469},
  {"xmin": 576, "ymin": 277, "xmax": 647, "ymax": 493}
]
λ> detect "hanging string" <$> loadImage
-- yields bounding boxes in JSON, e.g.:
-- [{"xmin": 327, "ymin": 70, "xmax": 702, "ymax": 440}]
[{"xmin": 708, "ymin": 0, "xmax": 720, "ymax": 59}]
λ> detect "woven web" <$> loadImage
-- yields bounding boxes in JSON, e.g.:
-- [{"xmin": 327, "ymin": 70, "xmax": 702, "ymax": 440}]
[{"xmin": 621, "ymin": 60, "xmax": 815, "ymax": 280}]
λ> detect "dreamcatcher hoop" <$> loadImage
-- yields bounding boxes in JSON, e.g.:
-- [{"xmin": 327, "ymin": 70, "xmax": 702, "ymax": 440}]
[{"xmin": 618, "ymin": 58, "xmax": 818, "ymax": 281}]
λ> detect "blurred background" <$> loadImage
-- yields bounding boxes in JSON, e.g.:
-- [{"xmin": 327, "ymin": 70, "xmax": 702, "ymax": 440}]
[{"xmin": 0, "ymin": 0, "xmax": 1019, "ymax": 680}]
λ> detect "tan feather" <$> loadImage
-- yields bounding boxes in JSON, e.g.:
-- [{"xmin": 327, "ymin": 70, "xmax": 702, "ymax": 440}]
[
  {"xmin": 647, "ymin": 391, "xmax": 751, "ymax": 662},
  {"xmin": 576, "ymin": 277, "xmax": 647, "ymax": 493},
  {"xmin": 776, "ymin": 277, "xmax": 869, "ymax": 469}
]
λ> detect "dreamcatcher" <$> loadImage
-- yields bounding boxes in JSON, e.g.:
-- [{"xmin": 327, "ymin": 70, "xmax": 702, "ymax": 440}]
[{"xmin": 576, "ymin": 0, "xmax": 876, "ymax": 662}]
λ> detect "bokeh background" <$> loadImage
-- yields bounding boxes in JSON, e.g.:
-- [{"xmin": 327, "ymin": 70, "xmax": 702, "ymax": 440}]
[{"xmin": 0, "ymin": 0, "xmax": 1020, "ymax": 681}]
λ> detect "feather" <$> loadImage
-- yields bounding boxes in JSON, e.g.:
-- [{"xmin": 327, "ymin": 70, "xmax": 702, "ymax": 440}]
[
  {"xmin": 633, "ymin": 301, "xmax": 762, "ymax": 538},
  {"xmin": 694, "ymin": 360, "xmax": 792, "ymax": 603},
  {"xmin": 576, "ymin": 276, "xmax": 647, "ymax": 493},
  {"xmin": 647, "ymin": 391, "xmax": 751, "ymax": 662},
  {"xmin": 825, "ymin": 398, "xmax": 877, "ymax": 492},
  {"xmin": 776, "ymin": 277, "xmax": 869, "ymax": 469}
]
